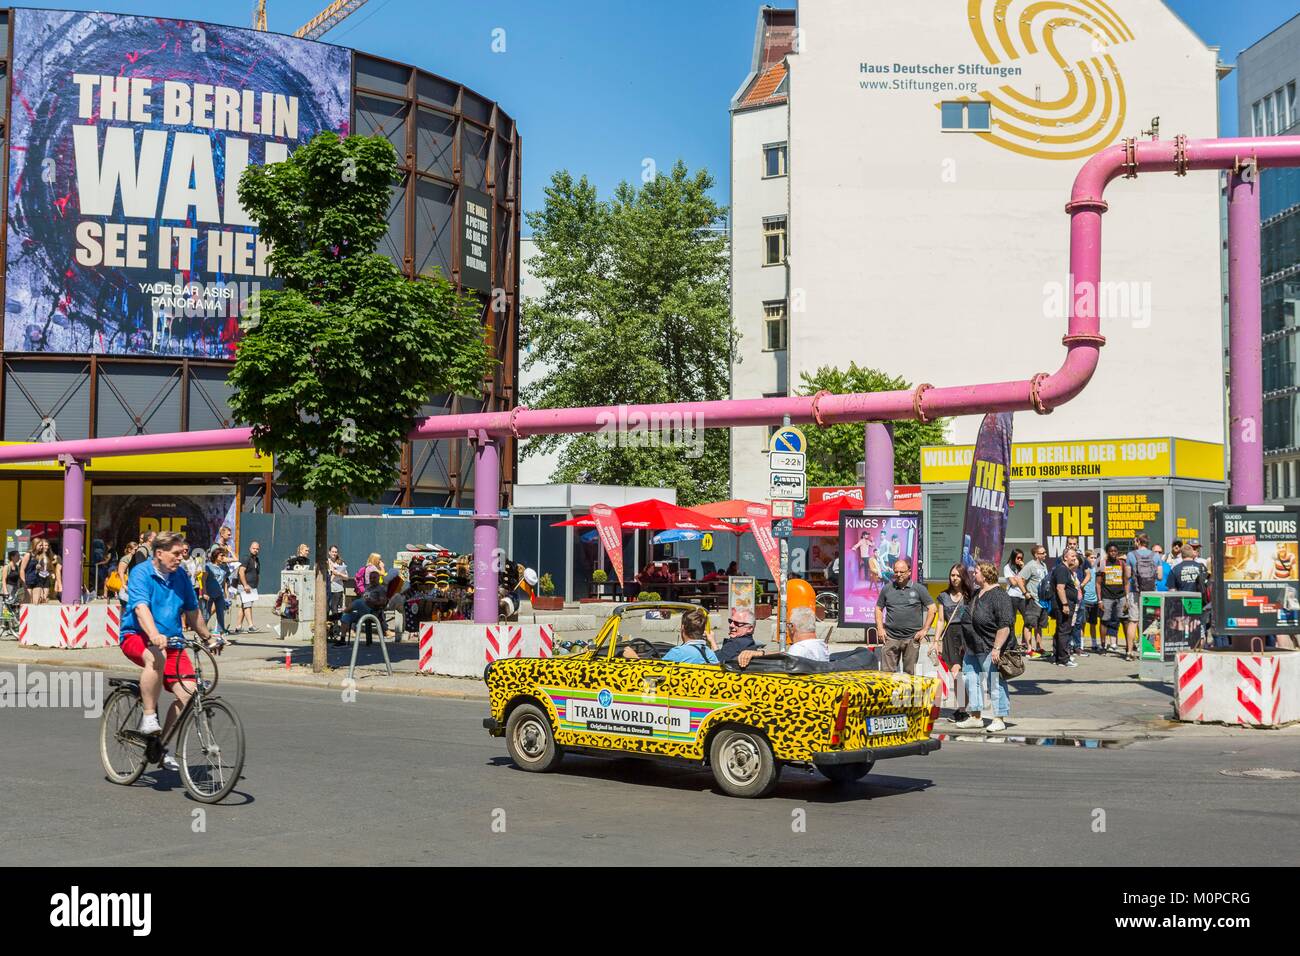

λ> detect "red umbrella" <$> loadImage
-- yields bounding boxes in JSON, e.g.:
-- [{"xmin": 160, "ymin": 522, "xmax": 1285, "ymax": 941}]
[
  {"xmin": 694, "ymin": 499, "xmax": 770, "ymax": 521},
  {"xmin": 550, "ymin": 498, "xmax": 737, "ymax": 533}
]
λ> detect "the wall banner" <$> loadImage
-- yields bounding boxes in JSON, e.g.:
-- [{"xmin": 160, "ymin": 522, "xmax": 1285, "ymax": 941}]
[{"xmin": 959, "ymin": 412, "xmax": 1012, "ymax": 573}]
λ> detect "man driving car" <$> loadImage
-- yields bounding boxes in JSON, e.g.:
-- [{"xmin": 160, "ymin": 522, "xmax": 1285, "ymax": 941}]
[{"xmin": 622, "ymin": 606, "xmax": 718, "ymax": 664}]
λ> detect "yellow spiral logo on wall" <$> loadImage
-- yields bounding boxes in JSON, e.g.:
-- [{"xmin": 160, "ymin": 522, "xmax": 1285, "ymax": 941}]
[{"xmin": 947, "ymin": 0, "xmax": 1135, "ymax": 160}]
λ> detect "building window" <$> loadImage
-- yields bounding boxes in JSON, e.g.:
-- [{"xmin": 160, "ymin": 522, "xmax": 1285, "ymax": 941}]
[
  {"xmin": 763, "ymin": 300, "xmax": 788, "ymax": 350},
  {"xmin": 763, "ymin": 142, "xmax": 788, "ymax": 178},
  {"xmin": 763, "ymin": 216, "xmax": 787, "ymax": 265},
  {"xmin": 1253, "ymin": 100, "xmax": 1264, "ymax": 137},
  {"xmin": 941, "ymin": 100, "xmax": 991, "ymax": 132}
]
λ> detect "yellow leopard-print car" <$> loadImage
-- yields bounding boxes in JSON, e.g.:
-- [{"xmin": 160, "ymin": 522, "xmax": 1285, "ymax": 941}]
[{"xmin": 483, "ymin": 602, "xmax": 942, "ymax": 798}]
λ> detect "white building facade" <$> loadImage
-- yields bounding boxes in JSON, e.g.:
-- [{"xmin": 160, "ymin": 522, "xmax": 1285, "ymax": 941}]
[{"xmin": 730, "ymin": 0, "xmax": 1226, "ymax": 501}]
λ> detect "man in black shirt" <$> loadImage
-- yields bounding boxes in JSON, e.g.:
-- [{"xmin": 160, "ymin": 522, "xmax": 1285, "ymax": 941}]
[
  {"xmin": 1051, "ymin": 549, "xmax": 1079, "ymax": 667},
  {"xmin": 717, "ymin": 607, "xmax": 761, "ymax": 665},
  {"xmin": 235, "ymin": 541, "xmax": 262, "ymax": 634},
  {"xmin": 1165, "ymin": 553, "xmax": 1207, "ymax": 596}
]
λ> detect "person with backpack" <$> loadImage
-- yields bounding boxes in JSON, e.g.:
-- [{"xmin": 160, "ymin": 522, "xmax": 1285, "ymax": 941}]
[
  {"xmin": 1020, "ymin": 545, "xmax": 1050, "ymax": 658},
  {"xmin": 1124, "ymin": 533, "xmax": 1162, "ymax": 661}
]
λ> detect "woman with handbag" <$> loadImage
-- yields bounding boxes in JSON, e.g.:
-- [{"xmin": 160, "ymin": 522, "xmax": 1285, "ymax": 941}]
[
  {"xmin": 953, "ymin": 561, "xmax": 1017, "ymax": 732},
  {"xmin": 933, "ymin": 563, "xmax": 974, "ymax": 724}
]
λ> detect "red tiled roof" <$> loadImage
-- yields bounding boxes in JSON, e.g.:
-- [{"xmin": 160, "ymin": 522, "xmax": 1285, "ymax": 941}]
[{"xmin": 741, "ymin": 62, "xmax": 787, "ymax": 106}]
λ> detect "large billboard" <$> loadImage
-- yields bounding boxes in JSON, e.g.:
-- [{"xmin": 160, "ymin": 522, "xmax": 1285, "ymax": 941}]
[
  {"xmin": 839, "ymin": 510, "xmax": 923, "ymax": 629},
  {"xmin": 5, "ymin": 9, "xmax": 352, "ymax": 357}
]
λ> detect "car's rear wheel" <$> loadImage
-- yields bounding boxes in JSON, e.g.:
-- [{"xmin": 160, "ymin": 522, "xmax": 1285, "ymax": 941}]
[
  {"xmin": 505, "ymin": 703, "xmax": 563, "ymax": 773},
  {"xmin": 817, "ymin": 760, "xmax": 874, "ymax": 784},
  {"xmin": 709, "ymin": 728, "xmax": 778, "ymax": 798}
]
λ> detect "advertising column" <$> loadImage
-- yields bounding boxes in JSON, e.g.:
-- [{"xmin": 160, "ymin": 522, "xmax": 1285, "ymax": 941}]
[{"xmin": 1213, "ymin": 505, "xmax": 1300, "ymax": 638}]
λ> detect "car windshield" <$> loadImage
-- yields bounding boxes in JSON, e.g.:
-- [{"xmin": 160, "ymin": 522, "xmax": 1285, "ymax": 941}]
[{"xmin": 575, "ymin": 605, "xmax": 709, "ymax": 660}]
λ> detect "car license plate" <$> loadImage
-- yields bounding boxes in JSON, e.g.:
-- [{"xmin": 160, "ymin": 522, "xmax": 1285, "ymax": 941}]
[{"xmin": 867, "ymin": 714, "xmax": 908, "ymax": 735}]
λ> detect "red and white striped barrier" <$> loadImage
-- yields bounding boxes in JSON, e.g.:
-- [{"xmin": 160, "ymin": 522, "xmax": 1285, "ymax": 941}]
[
  {"xmin": 17, "ymin": 603, "xmax": 121, "ymax": 649},
  {"xmin": 1175, "ymin": 651, "xmax": 1300, "ymax": 727},
  {"xmin": 417, "ymin": 622, "xmax": 557, "ymax": 677}
]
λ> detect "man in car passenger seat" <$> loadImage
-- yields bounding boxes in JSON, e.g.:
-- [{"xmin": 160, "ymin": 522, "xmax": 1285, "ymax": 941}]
[
  {"xmin": 736, "ymin": 606, "xmax": 829, "ymax": 667},
  {"xmin": 622, "ymin": 606, "xmax": 718, "ymax": 663},
  {"xmin": 716, "ymin": 606, "xmax": 761, "ymax": 664}
]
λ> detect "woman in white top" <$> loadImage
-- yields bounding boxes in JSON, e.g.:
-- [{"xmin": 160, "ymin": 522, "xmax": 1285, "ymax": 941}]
[
  {"xmin": 1002, "ymin": 549, "xmax": 1027, "ymax": 651},
  {"xmin": 327, "ymin": 545, "xmax": 349, "ymax": 618}
]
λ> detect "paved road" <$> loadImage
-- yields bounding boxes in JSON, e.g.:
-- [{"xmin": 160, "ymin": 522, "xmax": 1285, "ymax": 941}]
[{"xmin": 2, "ymin": 667, "xmax": 1296, "ymax": 866}]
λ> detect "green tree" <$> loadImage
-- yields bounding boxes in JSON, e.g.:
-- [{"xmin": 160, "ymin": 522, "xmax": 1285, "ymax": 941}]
[
  {"xmin": 228, "ymin": 132, "xmax": 490, "ymax": 672},
  {"xmin": 520, "ymin": 162, "xmax": 732, "ymax": 505},
  {"xmin": 799, "ymin": 364, "xmax": 948, "ymax": 486}
]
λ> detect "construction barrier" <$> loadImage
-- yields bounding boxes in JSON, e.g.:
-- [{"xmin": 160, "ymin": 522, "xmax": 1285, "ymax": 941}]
[
  {"xmin": 417, "ymin": 621, "xmax": 555, "ymax": 678},
  {"xmin": 1175, "ymin": 651, "xmax": 1300, "ymax": 727},
  {"xmin": 17, "ymin": 603, "xmax": 121, "ymax": 649}
]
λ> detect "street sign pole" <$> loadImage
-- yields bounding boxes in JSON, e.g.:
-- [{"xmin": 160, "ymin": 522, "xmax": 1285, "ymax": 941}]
[{"xmin": 778, "ymin": 416, "xmax": 790, "ymax": 651}]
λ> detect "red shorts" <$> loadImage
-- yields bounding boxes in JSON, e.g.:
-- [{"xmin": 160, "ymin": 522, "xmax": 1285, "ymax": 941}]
[{"xmin": 120, "ymin": 632, "xmax": 195, "ymax": 691}]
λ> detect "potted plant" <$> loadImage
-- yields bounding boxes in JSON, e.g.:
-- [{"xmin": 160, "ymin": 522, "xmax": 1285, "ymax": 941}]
[
  {"xmin": 533, "ymin": 572, "xmax": 564, "ymax": 611},
  {"xmin": 754, "ymin": 581, "xmax": 773, "ymax": 620},
  {"xmin": 586, "ymin": 568, "xmax": 612, "ymax": 601}
]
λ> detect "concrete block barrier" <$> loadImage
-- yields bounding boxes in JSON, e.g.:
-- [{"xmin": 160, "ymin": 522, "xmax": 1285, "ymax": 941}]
[
  {"xmin": 1175, "ymin": 651, "xmax": 1300, "ymax": 727},
  {"xmin": 418, "ymin": 621, "xmax": 556, "ymax": 678}
]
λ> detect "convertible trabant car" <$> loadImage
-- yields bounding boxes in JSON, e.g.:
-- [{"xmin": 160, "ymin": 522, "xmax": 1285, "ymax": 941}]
[{"xmin": 483, "ymin": 601, "xmax": 941, "ymax": 797}]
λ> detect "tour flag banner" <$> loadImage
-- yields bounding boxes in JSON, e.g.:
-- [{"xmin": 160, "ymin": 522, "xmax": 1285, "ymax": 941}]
[
  {"xmin": 959, "ymin": 412, "xmax": 1013, "ymax": 576},
  {"xmin": 746, "ymin": 502, "xmax": 782, "ymax": 584},
  {"xmin": 590, "ymin": 504, "xmax": 625, "ymax": 589}
]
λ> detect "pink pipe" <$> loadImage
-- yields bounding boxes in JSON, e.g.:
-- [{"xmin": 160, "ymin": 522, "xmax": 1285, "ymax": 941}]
[{"xmin": 0, "ymin": 135, "xmax": 1294, "ymax": 457}]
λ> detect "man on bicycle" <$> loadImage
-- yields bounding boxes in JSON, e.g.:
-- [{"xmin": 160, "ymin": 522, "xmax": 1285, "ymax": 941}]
[{"xmin": 118, "ymin": 531, "xmax": 218, "ymax": 769}]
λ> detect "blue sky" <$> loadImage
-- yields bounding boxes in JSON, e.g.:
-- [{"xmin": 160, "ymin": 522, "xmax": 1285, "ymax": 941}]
[{"xmin": 24, "ymin": 0, "xmax": 1300, "ymax": 229}]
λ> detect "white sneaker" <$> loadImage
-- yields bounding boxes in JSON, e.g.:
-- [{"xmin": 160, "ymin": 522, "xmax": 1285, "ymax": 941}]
[
  {"xmin": 985, "ymin": 718, "xmax": 1007, "ymax": 732},
  {"xmin": 953, "ymin": 716, "xmax": 985, "ymax": 730},
  {"xmin": 161, "ymin": 749, "xmax": 180, "ymax": 771},
  {"xmin": 138, "ymin": 713, "xmax": 162, "ymax": 735},
  {"xmin": 1065, "ymin": 659, "xmax": 1079, "ymax": 667}
]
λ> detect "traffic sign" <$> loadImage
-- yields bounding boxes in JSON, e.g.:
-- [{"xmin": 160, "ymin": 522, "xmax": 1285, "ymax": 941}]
[
  {"xmin": 769, "ymin": 472, "xmax": 807, "ymax": 500},
  {"xmin": 793, "ymin": 502, "xmax": 806, "ymax": 519},
  {"xmin": 770, "ymin": 451, "xmax": 805, "ymax": 473},
  {"xmin": 768, "ymin": 426, "xmax": 806, "ymax": 455},
  {"xmin": 771, "ymin": 501, "xmax": 794, "ymax": 518},
  {"xmin": 772, "ymin": 518, "xmax": 794, "ymax": 539}
]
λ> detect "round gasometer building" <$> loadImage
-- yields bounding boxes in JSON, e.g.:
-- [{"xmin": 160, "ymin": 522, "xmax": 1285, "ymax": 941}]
[{"xmin": 0, "ymin": 8, "xmax": 520, "ymax": 556}]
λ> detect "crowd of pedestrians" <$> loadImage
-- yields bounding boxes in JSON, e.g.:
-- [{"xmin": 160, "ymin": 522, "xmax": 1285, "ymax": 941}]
[{"xmin": 902, "ymin": 534, "xmax": 1216, "ymax": 731}]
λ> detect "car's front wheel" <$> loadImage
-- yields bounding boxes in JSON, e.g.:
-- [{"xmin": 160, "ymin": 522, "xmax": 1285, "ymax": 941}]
[
  {"xmin": 505, "ymin": 703, "xmax": 563, "ymax": 773},
  {"xmin": 709, "ymin": 728, "xmax": 778, "ymax": 798},
  {"xmin": 817, "ymin": 760, "xmax": 874, "ymax": 784}
]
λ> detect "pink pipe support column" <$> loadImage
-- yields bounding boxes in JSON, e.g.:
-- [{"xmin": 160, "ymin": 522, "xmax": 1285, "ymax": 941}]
[
  {"xmin": 864, "ymin": 423, "xmax": 895, "ymax": 509},
  {"xmin": 1228, "ymin": 162, "xmax": 1264, "ymax": 505},
  {"xmin": 472, "ymin": 436, "xmax": 500, "ymax": 624},
  {"xmin": 60, "ymin": 456, "xmax": 86, "ymax": 605}
]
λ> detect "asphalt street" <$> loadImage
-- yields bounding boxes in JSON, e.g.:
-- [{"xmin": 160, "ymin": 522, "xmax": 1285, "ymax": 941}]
[{"xmin": 2, "ymin": 667, "xmax": 1297, "ymax": 866}]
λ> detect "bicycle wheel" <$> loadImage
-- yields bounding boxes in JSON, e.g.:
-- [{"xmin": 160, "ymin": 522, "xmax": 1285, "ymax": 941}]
[
  {"xmin": 181, "ymin": 640, "xmax": 221, "ymax": 695},
  {"xmin": 99, "ymin": 688, "xmax": 148, "ymax": 785},
  {"xmin": 177, "ymin": 698, "xmax": 245, "ymax": 804}
]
